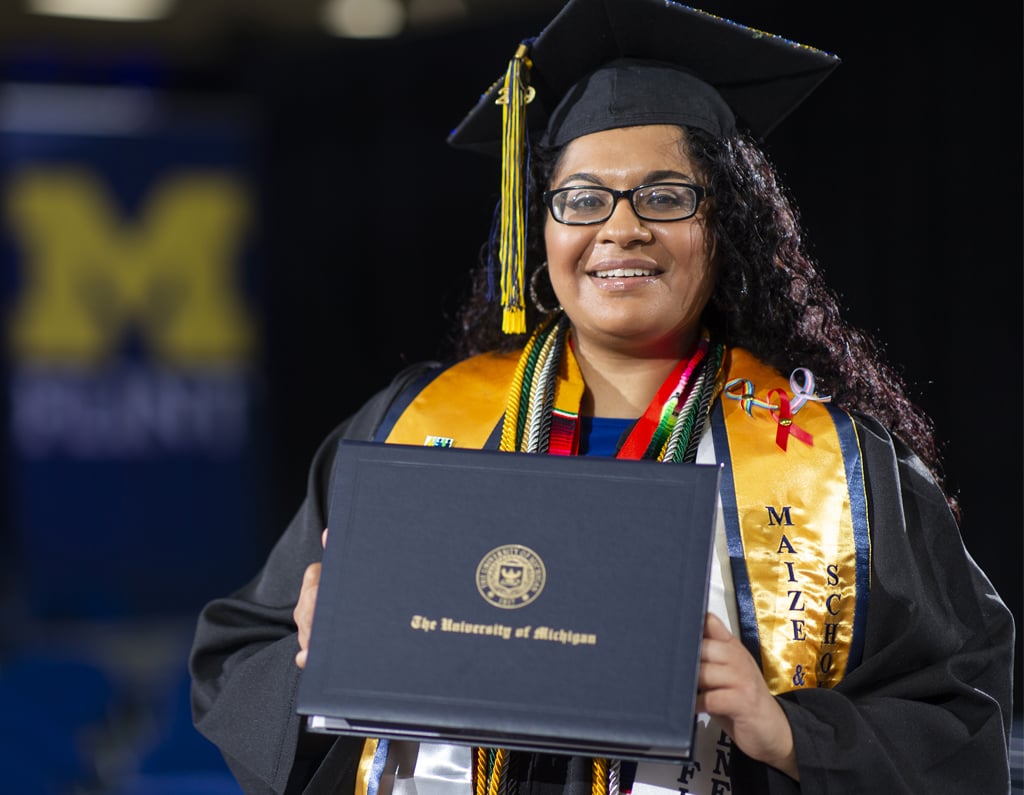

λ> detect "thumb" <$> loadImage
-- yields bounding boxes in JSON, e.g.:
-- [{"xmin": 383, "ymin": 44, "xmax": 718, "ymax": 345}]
[{"xmin": 704, "ymin": 612, "xmax": 734, "ymax": 641}]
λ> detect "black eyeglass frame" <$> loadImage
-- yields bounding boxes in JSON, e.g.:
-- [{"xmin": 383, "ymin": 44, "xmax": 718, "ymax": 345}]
[{"xmin": 542, "ymin": 181, "xmax": 711, "ymax": 225}]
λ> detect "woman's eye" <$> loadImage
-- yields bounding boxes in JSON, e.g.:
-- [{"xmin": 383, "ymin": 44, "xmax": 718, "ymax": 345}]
[
  {"xmin": 567, "ymin": 190, "xmax": 609, "ymax": 210},
  {"xmin": 644, "ymin": 189, "xmax": 684, "ymax": 207}
]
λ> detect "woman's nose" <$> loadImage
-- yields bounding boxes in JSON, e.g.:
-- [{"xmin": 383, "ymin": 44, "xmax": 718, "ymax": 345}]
[{"xmin": 599, "ymin": 196, "xmax": 652, "ymax": 244}]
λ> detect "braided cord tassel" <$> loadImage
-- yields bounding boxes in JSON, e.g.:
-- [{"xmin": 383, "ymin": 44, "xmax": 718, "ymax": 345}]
[
  {"xmin": 677, "ymin": 342, "xmax": 726, "ymax": 462},
  {"xmin": 591, "ymin": 758, "xmax": 609, "ymax": 795},
  {"xmin": 496, "ymin": 752, "xmax": 515, "ymax": 795},
  {"xmin": 499, "ymin": 328, "xmax": 538, "ymax": 451},
  {"xmin": 500, "ymin": 316, "xmax": 560, "ymax": 451},
  {"xmin": 487, "ymin": 748, "xmax": 509, "ymax": 795},
  {"xmin": 644, "ymin": 334, "xmax": 710, "ymax": 459},
  {"xmin": 661, "ymin": 367, "xmax": 706, "ymax": 462},
  {"xmin": 513, "ymin": 337, "xmax": 546, "ymax": 448},
  {"xmin": 497, "ymin": 44, "xmax": 533, "ymax": 335},
  {"xmin": 524, "ymin": 320, "xmax": 566, "ymax": 453},
  {"xmin": 473, "ymin": 748, "xmax": 487, "ymax": 795}
]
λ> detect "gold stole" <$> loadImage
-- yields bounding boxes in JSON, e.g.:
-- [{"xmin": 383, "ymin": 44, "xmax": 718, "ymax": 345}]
[
  {"xmin": 384, "ymin": 348, "xmax": 586, "ymax": 449},
  {"xmin": 711, "ymin": 348, "xmax": 870, "ymax": 693},
  {"xmin": 379, "ymin": 347, "xmax": 871, "ymax": 693},
  {"xmin": 383, "ymin": 351, "xmax": 521, "ymax": 448}
]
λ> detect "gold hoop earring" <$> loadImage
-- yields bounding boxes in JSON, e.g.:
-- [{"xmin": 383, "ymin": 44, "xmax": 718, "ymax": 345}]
[{"xmin": 529, "ymin": 262, "xmax": 562, "ymax": 314}]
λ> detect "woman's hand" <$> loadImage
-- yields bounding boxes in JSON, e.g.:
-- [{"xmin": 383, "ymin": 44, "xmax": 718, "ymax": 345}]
[
  {"xmin": 697, "ymin": 612, "xmax": 799, "ymax": 781},
  {"xmin": 293, "ymin": 528, "xmax": 328, "ymax": 669}
]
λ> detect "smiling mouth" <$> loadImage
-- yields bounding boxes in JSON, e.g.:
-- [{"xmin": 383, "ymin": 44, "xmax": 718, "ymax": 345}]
[{"xmin": 591, "ymin": 267, "xmax": 661, "ymax": 278}]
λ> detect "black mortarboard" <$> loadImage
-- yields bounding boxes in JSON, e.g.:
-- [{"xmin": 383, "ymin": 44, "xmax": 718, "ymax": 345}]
[
  {"xmin": 447, "ymin": 0, "xmax": 839, "ymax": 333},
  {"xmin": 449, "ymin": 0, "xmax": 839, "ymax": 151}
]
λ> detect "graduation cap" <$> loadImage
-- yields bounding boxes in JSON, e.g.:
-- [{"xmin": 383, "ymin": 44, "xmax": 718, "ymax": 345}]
[{"xmin": 447, "ymin": 0, "xmax": 840, "ymax": 333}]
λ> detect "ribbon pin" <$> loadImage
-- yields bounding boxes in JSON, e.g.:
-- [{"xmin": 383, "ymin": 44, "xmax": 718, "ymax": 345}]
[
  {"xmin": 724, "ymin": 378, "xmax": 775, "ymax": 416},
  {"xmin": 767, "ymin": 388, "xmax": 813, "ymax": 451},
  {"xmin": 788, "ymin": 367, "xmax": 832, "ymax": 413}
]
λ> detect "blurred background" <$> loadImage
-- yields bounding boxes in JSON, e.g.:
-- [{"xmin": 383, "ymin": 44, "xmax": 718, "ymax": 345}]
[{"xmin": 0, "ymin": 0, "xmax": 1019, "ymax": 792}]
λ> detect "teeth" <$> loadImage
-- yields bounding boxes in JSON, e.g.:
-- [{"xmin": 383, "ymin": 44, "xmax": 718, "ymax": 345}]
[{"xmin": 594, "ymin": 267, "xmax": 657, "ymax": 278}]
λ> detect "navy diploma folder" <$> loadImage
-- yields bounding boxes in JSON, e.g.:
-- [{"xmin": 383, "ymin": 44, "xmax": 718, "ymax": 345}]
[{"xmin": 296, "ymin": 440, "xmax": 721, "ymax": 763}]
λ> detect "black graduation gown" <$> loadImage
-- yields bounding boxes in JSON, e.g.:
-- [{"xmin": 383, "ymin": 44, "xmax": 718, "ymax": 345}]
[{"xmin": 188, "ymin": 364, "xmax": 1015, "ymax": 794}]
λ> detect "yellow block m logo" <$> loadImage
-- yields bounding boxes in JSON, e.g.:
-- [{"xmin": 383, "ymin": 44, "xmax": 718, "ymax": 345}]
[{"xmin": 7, "ymin": 167, "xmax": 254, "ymax": 365}]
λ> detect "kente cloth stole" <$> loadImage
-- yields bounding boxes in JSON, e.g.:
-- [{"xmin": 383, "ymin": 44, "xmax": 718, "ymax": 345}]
[{"xmin": 711, "ymin": 347, "xmax": 871, "ymax": 693}]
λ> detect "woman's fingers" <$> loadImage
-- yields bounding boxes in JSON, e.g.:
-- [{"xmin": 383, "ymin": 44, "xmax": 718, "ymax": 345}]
[
  {"xmin": 293, "ymin": 560, "xmax": 323, "ymax": 669},
  {"xmin": 294, "ymin": 528, "xmax": 330, "ymax": 669},
  {"xmin": 696, "ymin": 613, "xmax": 798, "ymax": 779}
]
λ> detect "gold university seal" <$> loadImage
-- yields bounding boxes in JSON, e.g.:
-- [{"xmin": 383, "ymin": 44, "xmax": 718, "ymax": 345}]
[{"xmin": 476, "ymin": 544, "xmax": 546, "ymax": 609}]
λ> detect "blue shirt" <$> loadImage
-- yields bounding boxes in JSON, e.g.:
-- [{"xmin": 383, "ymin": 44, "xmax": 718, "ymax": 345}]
[{"xmin": 578, "ymin": 416, "xmax": 634, "ymax": 457}]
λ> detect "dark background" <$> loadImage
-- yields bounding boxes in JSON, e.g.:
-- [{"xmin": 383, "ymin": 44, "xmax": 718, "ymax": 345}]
[{"xmin": 0, "ymin": 1, "xmax": 1020, "ymax": 791}]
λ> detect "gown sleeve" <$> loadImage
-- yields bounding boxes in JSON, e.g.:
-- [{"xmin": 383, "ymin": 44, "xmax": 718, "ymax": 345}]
[
  {"xmin": 733, "ymin": 413, "xmax": 1015, "ymax": 794},
  {"xmin": 188, "ymin": 363, "xmax": 439, "ymax": 794}
]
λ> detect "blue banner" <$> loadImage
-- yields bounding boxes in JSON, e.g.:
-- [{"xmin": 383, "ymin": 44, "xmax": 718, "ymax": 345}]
[{"xmin": 2, "ymin": 83, "xmax": 265, "ymax": 618}]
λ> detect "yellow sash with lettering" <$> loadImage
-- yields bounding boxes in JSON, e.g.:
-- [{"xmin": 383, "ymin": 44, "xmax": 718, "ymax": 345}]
[
  {"xmin": 380, "ymin": 346, "xmax": 870, "ymax": 695},
  {"xmin": 711, "ymin": 348, "xmax": 870, "ymax": 693}
]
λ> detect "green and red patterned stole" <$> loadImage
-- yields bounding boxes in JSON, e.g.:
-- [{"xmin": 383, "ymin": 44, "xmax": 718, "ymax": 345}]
[{"xmin": 711, "ymin": 347, "xmax": 871, "ymax": 693}]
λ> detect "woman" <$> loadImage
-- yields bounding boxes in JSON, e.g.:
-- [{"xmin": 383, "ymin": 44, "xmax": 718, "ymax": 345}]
[{"xmin": 189, "ymin": 1, "xmax": 1014, "ymax": 793}]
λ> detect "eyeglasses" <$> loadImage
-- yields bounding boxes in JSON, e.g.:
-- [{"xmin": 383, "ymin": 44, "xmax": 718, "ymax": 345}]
[{"xmin": 543, "ymin": 182, "xmax": 709, "ymax": 225}]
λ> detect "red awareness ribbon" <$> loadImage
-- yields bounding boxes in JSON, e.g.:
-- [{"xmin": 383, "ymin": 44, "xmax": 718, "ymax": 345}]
[{"xmin": 767, "ymin": 388, "xmax": 813, "ymax": 451}]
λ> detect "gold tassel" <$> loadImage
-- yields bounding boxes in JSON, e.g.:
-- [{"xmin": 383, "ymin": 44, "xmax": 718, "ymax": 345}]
[{"xmin": 496, "ymin": 43, "xmax": 535, "ymax": 335}]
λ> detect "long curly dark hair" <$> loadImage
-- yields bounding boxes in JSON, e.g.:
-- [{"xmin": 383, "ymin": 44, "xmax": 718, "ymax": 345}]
[{"xmin": 449, "ymin": 126, "xmax": 953, "ymax": 515}]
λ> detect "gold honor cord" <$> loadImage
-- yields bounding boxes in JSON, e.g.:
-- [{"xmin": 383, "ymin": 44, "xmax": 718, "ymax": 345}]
[
  {"xmin": 488, "ymin": 748, "xmax": 508, "ymax": 795},
  {"xmin": 474, "ymin": 747, "xmax": 487, "ymax": 795},
  {"xmin": 592, "ymin": 758, "xmax": 609, "ymax": 795},
  {"xmin": 473, "ymin": 750, "xmax": 610, "ymax": 795},
  {"xmin": 360, "ymin": 741, "xmax": 613, "ymax": 795}
]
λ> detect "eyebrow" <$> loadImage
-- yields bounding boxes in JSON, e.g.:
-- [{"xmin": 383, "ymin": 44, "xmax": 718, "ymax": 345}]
[{"xmin": 555, "ymin": 169, "xmax": 694, "ymax": 187}]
